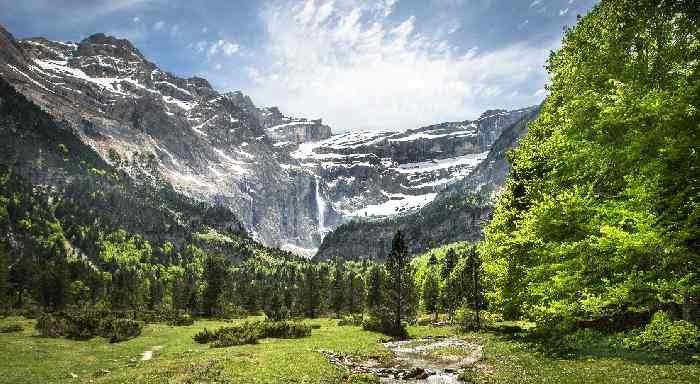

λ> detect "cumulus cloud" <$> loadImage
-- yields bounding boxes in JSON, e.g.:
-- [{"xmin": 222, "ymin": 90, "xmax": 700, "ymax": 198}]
[{"xmin": 241, "ymin": 0, "xmax": 551, "ymax": 131}]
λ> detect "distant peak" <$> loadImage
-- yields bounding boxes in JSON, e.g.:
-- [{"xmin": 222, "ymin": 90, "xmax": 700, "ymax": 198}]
[{"xmin": 76, "ymin": 32, "xmax": 145, "ymax": 60}]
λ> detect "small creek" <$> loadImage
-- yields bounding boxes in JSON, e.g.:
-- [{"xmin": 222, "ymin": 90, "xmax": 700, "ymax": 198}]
[{"xmin": 320, "ymin": 337, "xmax": 482, "ymax": 383}]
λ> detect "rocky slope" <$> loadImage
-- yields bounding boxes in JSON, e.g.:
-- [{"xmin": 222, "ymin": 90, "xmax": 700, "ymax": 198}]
[
  {"xmin": 0, "ymin": 25, "xmax": 538, "ymax": 257},
  {"xmin": 314, "ymin": 106, "xmax": 540, "ymax": 260}
]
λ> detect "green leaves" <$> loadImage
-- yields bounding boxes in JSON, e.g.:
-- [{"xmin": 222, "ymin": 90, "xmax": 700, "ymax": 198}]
[{"xmin": 481, "ymin": 0, "xmax": 700, "ymax": 327}]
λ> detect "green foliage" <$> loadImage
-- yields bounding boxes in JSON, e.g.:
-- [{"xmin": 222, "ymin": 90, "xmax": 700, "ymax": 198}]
[
  {"xmin": 35, "ymin": 311, "xmax": 142, "ymax": 343},
  {"xmin": 194, "ymin": 320, "xmax": 312, "ymax": 347},
  {"xmin": 0, "ymin": 323, "xmax": 23, "ymax": 333},
  {"xmin": 481, "ymin": 0, "xmax": 700, "ymax": 327},
  {"xmin": 625, "ymin": 311, "xmax": 700, "ymax": 353},
  {"xmin": 35, "ymin": 313, "xmax": 68, "ymax": 338},
  {"xmin": 346, "ymin": 373, "xmax": 380, "ymax": 384},
  {"xmin": 104, "ymin": 318, "xmax": 143, "ymax": 343},
  {"xmin": 382, "ymin": 231, "xmax": 416, "ymax": 337}
]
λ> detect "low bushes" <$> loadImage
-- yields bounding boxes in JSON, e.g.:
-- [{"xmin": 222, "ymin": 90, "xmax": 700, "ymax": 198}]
[
  {"xmin": 362, "ymin": 315, "xmax": 406, "ymax": 338},
  {"xmin": 338, "ymin": 314, "xmax": 364, "ymax": 327},
  {"xmin": 624, "ymin": 311, "xmax": 700, "ymax": 353},
  {"xmin": 193, "ymin": 320, "xmax": 313, "ymax": 347},
  {"xmin": 0, "ymin": 323, "xmax": 23, "ymax": 333},
  {"xmin": 263, "ymin": 321, "xmax": 312, "ymax": 338},
  {"xmin": 35, "ymin": 311, "xmax": 143, "ymax": 343}
]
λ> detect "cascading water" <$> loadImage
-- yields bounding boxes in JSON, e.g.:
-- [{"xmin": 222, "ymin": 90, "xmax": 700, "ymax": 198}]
[{"xmin": 315, "ymin": 177, "xmax": 327, "ymax": 235}]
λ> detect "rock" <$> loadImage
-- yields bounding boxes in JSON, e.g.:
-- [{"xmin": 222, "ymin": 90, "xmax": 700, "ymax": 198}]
[{"xmin": 402, "ymin": 367, "xmax": 431, "ymax": 380}]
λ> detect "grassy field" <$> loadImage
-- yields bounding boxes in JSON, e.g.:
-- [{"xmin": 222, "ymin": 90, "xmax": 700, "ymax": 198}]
[{"xmin": 0, "ymin": 316, "xmax": 697, "ymax": 384}]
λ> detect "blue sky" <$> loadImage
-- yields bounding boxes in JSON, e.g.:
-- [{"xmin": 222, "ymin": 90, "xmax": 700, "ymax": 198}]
[{"xmin": 0, "ymin": 0, "xmax": 598, "ymax": 131}]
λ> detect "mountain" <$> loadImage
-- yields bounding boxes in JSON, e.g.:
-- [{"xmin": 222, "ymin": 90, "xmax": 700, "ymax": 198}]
[
  {"xmin": 0, "ymin": 25, "xmax": 538, "ymax": 257},
  {"xmin": 314, "ymin": 106, "xmax": 540, "ymax": 260}
]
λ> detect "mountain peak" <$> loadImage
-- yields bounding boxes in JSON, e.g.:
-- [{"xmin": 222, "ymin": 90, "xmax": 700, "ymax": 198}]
[{"xmin": 76, "ymin": 32, "xmax": 146, "ymax": 61}]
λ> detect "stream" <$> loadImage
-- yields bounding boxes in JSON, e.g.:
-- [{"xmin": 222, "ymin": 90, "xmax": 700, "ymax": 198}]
[{"xmin": 320, "ymin": 337, "xmax": 482, "ymax": 383}]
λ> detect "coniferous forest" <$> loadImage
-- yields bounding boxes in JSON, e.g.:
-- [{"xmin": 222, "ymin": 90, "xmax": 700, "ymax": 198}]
[{"xmin": 0, "ymin": 1, "xmax": 698, "ymax": 383}]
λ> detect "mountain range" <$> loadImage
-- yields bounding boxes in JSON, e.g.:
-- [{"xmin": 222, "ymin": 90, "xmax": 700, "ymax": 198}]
[{"xmin": 0, "ymin": 25, "xmax": 539, "ymax": 259}]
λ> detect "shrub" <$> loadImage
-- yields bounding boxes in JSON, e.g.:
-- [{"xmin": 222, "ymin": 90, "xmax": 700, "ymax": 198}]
[
  {"xmin": 261, "ymin": 321, "xmax": 312, "ymax": 339},
  {"xmin": 106, "ymin": 318, "xmax": 143, "ymax": 343},
  {"xmin": 194, "ymin": 321, "xmax": 313, "ymax": 348},
  {"xmin": 168, "ymin": 312, "xmax": 195, "ymax": 326},
  {"xmin": 35, "ymin": 311, "xmax": 143, "ymax": 343},
  {"xmin": 625, "ymin": 311, "xmax": 700, "ymax": 353},
  {"xmin": 65, "ymin": 311, "xmax": 103, "ymax": 340},
  {"xmin": 346, "ymin": 373, "xmax": 380, "ymax": 383},
  {"xmin": 193, "ymin": 328, "xmax": 217, "ymax": 344},
  {"xmin": 338, "ymin": 314, "xmax": 363, "ymax": 327},
  {"xmin": 36, "ymin": 313, "xmax": 68, "ymax": 337},
  {"xmin": 362, "ymin": 315, "xmax": 406, "ymax": 338},
  {"xmin": 0, "ymin": 323, "xmax": 23, "ymax": 333}
]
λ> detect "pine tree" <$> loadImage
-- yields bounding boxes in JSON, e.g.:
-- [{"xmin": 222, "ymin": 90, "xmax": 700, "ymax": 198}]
[
  {"xmin": 203, "ymin": 254, "xmax": 227, "ymax": 317},
  {"xmin": 302, "ymin": 265, "xmax": 320, "ymax": 318},
  {"xmin": 384, "ymin": 230, "xmax": 415, "ymax": 337},
  {"xmin": 330, "ymin": 259, "xmax": 346, "ymax": 316}
]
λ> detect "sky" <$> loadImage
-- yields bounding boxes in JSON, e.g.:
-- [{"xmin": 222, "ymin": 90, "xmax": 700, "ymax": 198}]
[{"xmin": 0, "ymin": 0, "xmax": 599, "ymax": 132}]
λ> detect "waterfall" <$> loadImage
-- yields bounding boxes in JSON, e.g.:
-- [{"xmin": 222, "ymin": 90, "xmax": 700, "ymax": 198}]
[{"xmin": 315, "ymin": 177, "xmax": 327, "ymax": 235}]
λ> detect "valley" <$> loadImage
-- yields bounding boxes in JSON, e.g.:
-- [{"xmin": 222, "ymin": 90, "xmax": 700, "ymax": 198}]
[{"xmin": 0, "ymin": 1, "xmax": 697, "ymax": 383}]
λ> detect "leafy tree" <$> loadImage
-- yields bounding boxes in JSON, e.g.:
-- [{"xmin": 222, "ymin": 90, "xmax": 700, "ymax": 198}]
[
  {"xmin": 365, "ymin": 264, "xmax": 385, "ymax": 312},
  {"xmin": 441, "ymin": 248, "xmax": 457, "ymax": 279},
  {"xmin": 347, "ymin": 272, "xmax": 365, "ymax": 314},
  {"xmin": 422, "ymin": 265, "xmax": 440, "ymax": 321},
  {"xmin": 481, "ymin": 0, "xmax": 700, "ymax": 328}
]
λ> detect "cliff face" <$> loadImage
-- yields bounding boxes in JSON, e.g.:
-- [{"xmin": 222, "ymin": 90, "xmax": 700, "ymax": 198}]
[
  {"xmin": 0, "ymin": 25, "xmax": 538, "ymax": 257},
  {"xmin": 314, "ymin": 107, "xmax": 541, "ymax": 261}
]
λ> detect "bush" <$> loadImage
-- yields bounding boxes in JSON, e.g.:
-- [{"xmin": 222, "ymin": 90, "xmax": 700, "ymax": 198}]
[
  {"xmin": 261, "ymin": 321, "xmax": 312, "ymax": 339},
  {"xmin": 362, "ymin": 315, "xmax": 406, "ymax": 338},
  {"xmin": 455, "ymin": 303, "xmax": 478, "ymax": 330},
  {"xmin": 338, "ymin": 314, "xmax": 363, "ymax": 327},
  {"xmin": 35, "ymin": 311, "xmax": 143, "ymax": 343},
  {"xmin": 168, "ymin": 312, "xmax": 195, "ymax": 326},
  {"xmin": 194, "ymin": 321, "xmax": 313, "ymax": 348},
  {"xmin": 0, "ymin": 323, "xmax": 23, "ymax": 333},
  {"xmin": 625, "ymin": 311, "xmax": 700, "ymax": 353},
  {"xmin": 105, "ymin": 318, "xmax": 143, "ymax": 343},
  {"xmin": 36, "ymin": 313, "xmax": 68, "ymax": 337}
]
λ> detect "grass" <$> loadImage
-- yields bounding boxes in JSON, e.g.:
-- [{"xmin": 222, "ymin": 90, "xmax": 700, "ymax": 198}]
[
  {"xmin": 0, "ymin": 316, "xmax": 387, "ymax": 384},
  {"xmin": 0, "ymin": 316, "xmax": 697, "ymax": 383}
]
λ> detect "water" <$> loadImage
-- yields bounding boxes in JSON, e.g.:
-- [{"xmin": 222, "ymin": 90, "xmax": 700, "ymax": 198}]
[
  {"xmin": 379, "ymin": 339, "xmax": 471, "ymax": 383},
  {"xmin": 315, "ymin": 177, "xmax": 327, "ymax": 234}
]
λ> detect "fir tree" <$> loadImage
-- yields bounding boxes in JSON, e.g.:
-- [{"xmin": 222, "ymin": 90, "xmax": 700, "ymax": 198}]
[{"xmin": 384, "ymin": 230, "xmax": 415, "ymax": 337}]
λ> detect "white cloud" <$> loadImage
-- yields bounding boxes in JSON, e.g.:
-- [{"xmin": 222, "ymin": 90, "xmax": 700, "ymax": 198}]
[
  {"xmin": 132, "ymin": 16, "xmax": 141, "ymax": 23},
  {"xmin": 237, "ymin": 0, "xmax": 551, "ymax": 131},
  {"xmin": 153, "ymin": 20, "xmax": 165, "ymax": 31},
  {"xmin": 207, "ymin": 39, "xmax": 240, "ymax": 58},
  {"xmin": 559, "ymin": 8, "xmax": 569, "ymax": 16}
]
